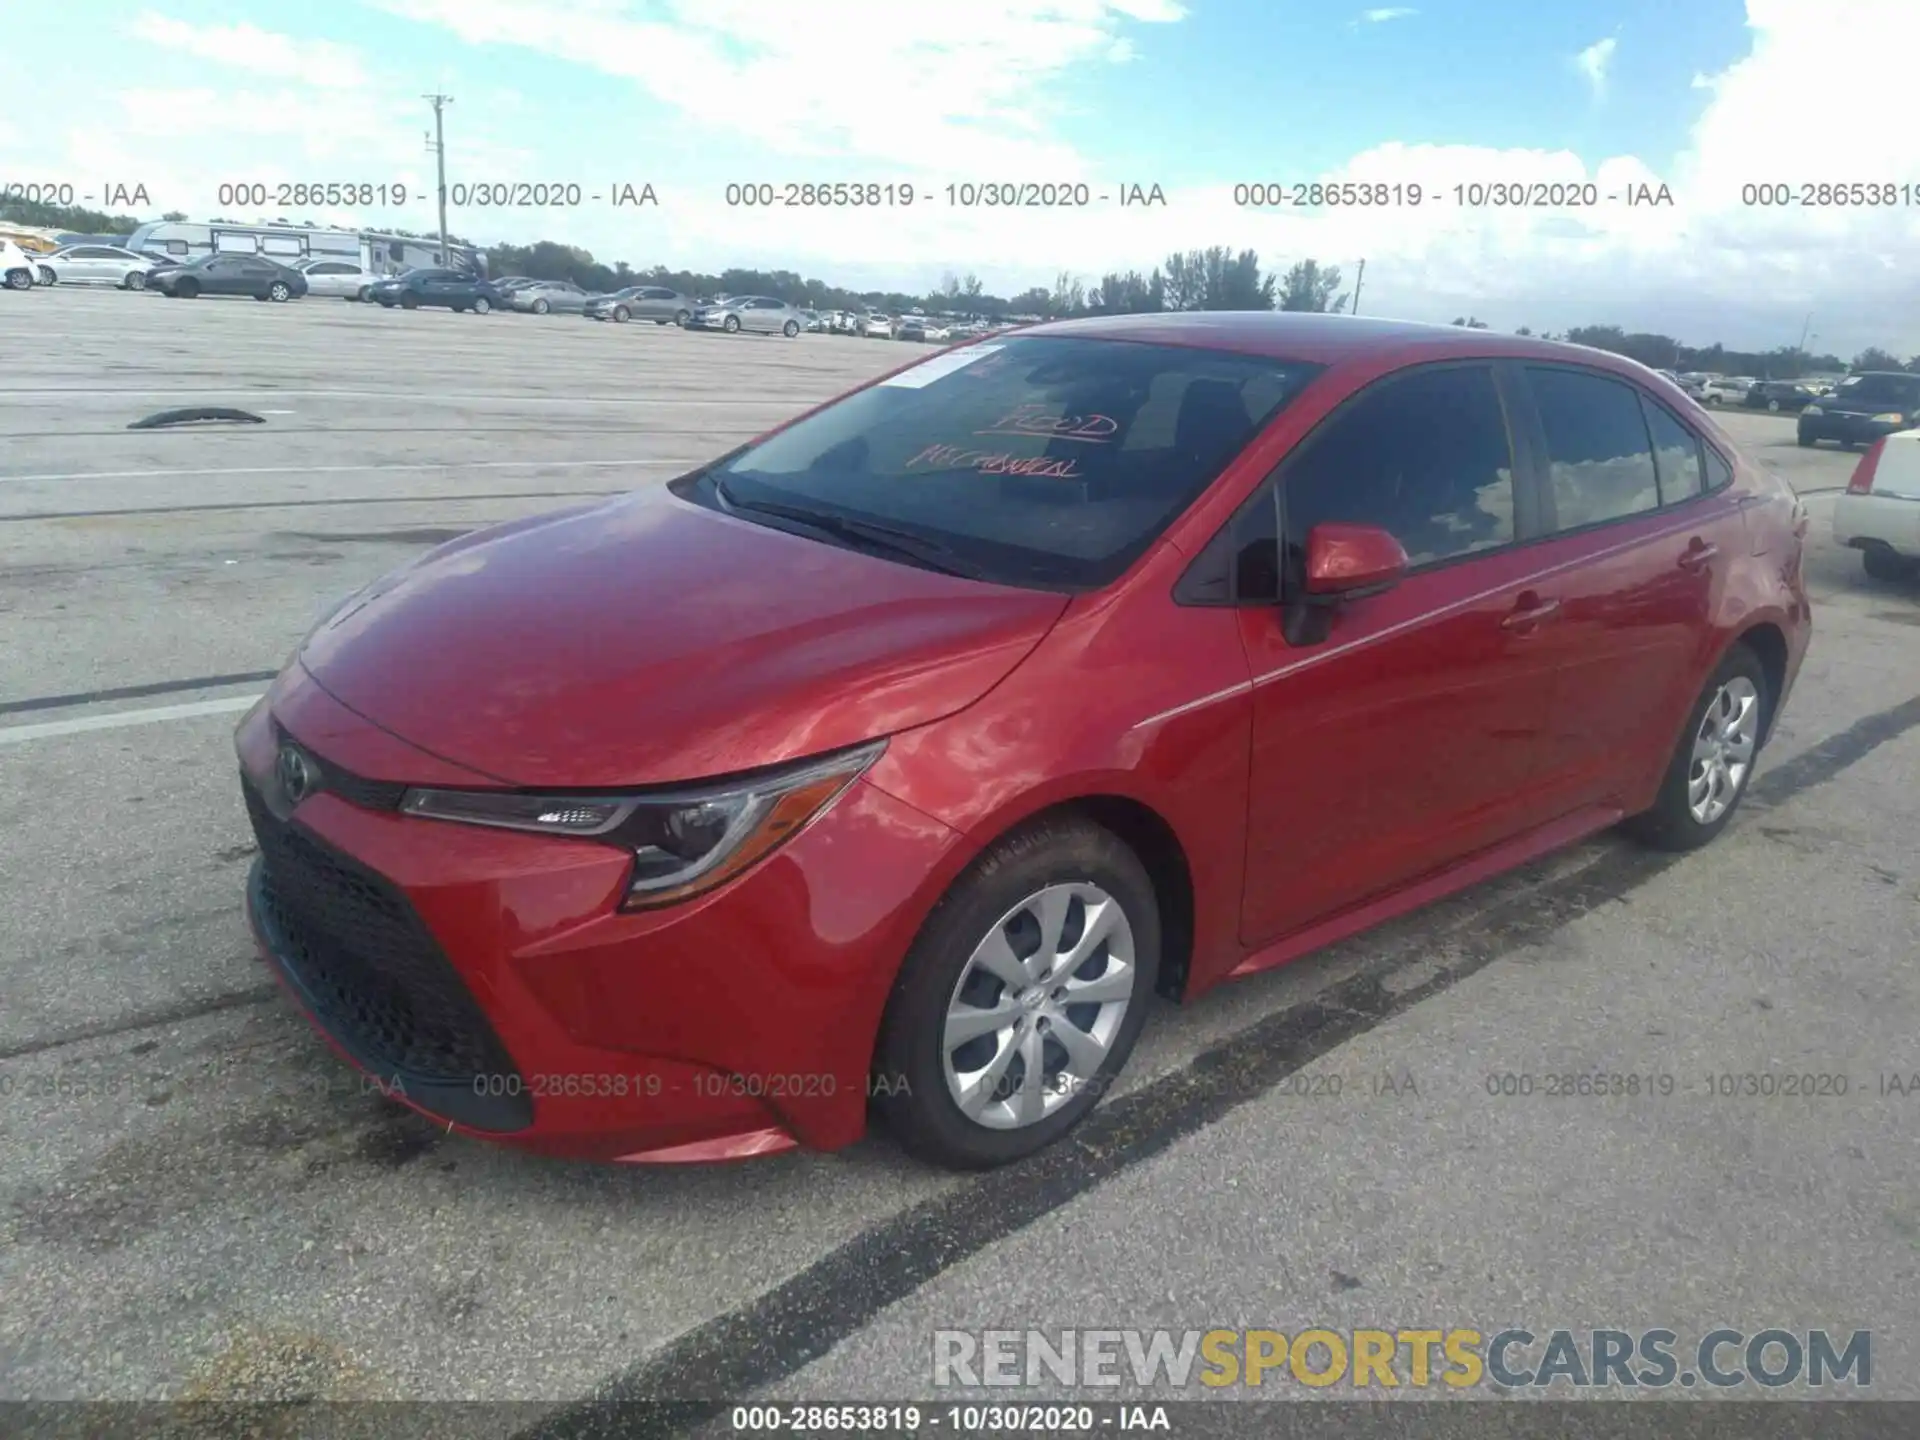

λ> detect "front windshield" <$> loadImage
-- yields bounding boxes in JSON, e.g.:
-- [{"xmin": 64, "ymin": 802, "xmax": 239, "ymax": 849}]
[
  {"xmin": 694, "ymin": 334, "xmax": 1321, "ymax": 590},
  {"xmin": 1835, "ymin": 374, "xmax": 1920, "ymax": 405}
]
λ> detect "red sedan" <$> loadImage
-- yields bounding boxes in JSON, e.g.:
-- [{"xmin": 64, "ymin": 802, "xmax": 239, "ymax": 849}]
[{"xmin": 237, "ymin": 313, "xmax": 1811, "ymax": 1169}]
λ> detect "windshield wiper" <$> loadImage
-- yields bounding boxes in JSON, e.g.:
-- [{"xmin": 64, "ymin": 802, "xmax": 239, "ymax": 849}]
[{"xmin": 712, "ymin": 476, "xmax": 988, "ymax": 580}]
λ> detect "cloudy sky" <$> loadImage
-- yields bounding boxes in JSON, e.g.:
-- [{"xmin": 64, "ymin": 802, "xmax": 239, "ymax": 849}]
[{"xmin": 7, "ymin": 0, "xmax": 1918, "ymax": 356}]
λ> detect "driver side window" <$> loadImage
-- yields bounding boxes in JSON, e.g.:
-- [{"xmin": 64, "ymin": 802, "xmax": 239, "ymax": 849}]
[{"xmin": 1281, "ymin": 363, "xmax": 1517, "ymax": 573}]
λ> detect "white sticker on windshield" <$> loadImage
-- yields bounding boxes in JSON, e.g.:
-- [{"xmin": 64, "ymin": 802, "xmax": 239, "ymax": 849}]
[{"xmin": 879, "ymin": 344, "xmax": 1004, "ymax": 389}]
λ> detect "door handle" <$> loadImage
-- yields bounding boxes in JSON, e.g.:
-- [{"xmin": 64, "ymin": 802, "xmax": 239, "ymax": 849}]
[
  {"xmin": 1678, "ymin": 540, "xmax": 1719, "ymax": 572},
  {"xmin": 1501, "ymin": 595, "xmax": 1561, "ymax": 630}
]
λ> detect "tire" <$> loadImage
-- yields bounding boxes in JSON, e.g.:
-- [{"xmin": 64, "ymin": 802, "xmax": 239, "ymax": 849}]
[
  {"xmin": 723, "ymin": 314, "xmax": 740, "ymax": 333},
  {"xmin": 1797, "ymin": 433, "xmax": 1816, "ymax": 448},
  {"xmin": 176, "ymin": 280, "xmax": 200, "ymax": 299},
  {"xmin": 1863, "ymin": 546, "xmax": 1912, "ymax": 582},
  {"xmin": 871, "ymin": 816, "xmax": 1160, "ymax": 1170},
  {"xmin": 532, "ymin": 298, "xmax": 551, "ymax": 315},
  {"xmin": 613, "ymin": 306, "xmax": 630, "ymax": 323},
  {"xmin": 783, "ymin": 319, "xmax": 800, "ymax": 337},
  {"xmin": 1768, "ymin": 399, "xmax": 1782, "ymax": 412},
  {"xmin": 36, "ymin": 267, "xmax": 55, "ymax": 286},
  {"xmin": 1623, "ymin": 644, "xmax": 1769, "ymax": 853},
  {"xmin": 357, "ymin": 286, "xmax": 373, "ymax": 302},
  {"xmin": 473, "ymin": 296, "xmax": 492, "ymax": 314},
  {"xmin": 674, "ymin": 309, "xmax": 690, "ymax": 327},
  {"xmin": 124, "ymin": 271, "xmax": 147, "ymax": 291},
  {"xmin": 3, "ymin": 269, "xmax": 31, "ymax": 291},
  {"xmin": 401, "ymin": 293, "xmax": 419, "ymax": 309},
  {"xmin": 268, "ymin": 282, "xmax": 291, "ymax": 302},
  {"xmin": 1704, "ymin": 394, "xmax": 1720, "ymax": 406}
]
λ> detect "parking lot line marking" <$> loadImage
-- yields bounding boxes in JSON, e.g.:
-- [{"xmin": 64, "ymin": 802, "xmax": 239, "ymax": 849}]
[
  {"xmin": 0, "ymin": 389, "xmax": 758, "ymax": 405},
  {"xmin": 0, "ymin": 671, "xmax": 278, "ymax": 717},
  {"xmin": 0, "ymin": 695, "xmax": 260, "ymax": 746},
  {"xmin": 0, "ymin": 459, "xmax": 681, "ymax": 486}
]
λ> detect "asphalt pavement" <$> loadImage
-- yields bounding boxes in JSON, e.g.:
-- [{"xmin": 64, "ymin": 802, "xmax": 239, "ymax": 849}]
[{"xmin": 2, "ymin": 289, "xmax": 1915, "ymax": 1432}]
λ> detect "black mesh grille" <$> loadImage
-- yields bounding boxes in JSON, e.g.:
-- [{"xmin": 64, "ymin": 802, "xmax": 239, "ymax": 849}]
[{"xmin": 244, "ymin": 776, "xmax": 523, "ymax": 1092}]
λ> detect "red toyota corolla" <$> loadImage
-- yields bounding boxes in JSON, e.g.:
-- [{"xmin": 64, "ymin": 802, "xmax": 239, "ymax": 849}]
[{"xmin": 237, "ymin": 313, "xmax": 1811, "ymax": 1170}]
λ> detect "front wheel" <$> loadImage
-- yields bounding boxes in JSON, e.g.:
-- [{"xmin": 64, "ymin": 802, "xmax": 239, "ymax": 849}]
[
  {"xmin": 268, "ymin": 282, "xmax": 291, "ymax": 302},
  {"xmin": 871, "ymin": 817, "xmax": 1160, "ymax": 1169},
  {"xmin": 531, "ymin": 298, "xmax": 551, "ymax": 315},
  {"xmin": 1863, "ymin": 546, "xmax": 1913, "ymax": 582},
  {"xmin": 723, "ymin": 314, "xmax": 740, "ymax": 332},
  {"xmin": 36, "ymin": 267, "xmax": 55, "ymax": 286},
  {"xmin": 1797, "ymin": 433, "xmax": 1816, "ymax": 447},
  {"xmin": 783, "ymin": 319, "xmax": 800, "ymax": 337},
  {"xmin": 3, "ymin": 269, "xmax": 31, "ymax": 291},
  {"xmin": 400, "ymin": 293, "xmax": 420, "ymax": 309},
  {"xmin": 1768, "ymin": 399, "xmax": 1782, "ymax": 412},
  {"xmin": 613, "ymin": 306, "xmax": 630, "ymax": 323},
  {"xmin": 473, "ymin": 296, "xmax": 492, "ymax": 314},
  {"xmin": 1623, "ymin": 645, "xmax": 1768, "ymax": 852}
]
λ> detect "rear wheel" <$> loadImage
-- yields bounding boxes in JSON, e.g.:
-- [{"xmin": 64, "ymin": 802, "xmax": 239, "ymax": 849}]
[
  {"xmin": 872, "ymin": 817, "xmax": 1160, "ymax": 1170},
  {"xmin": 357, "ymin": 285, "xmax": 374, "ymax": 302},
  {"xmin": 1623, "ymin": 645, "xmax": 1768, "ymax": 852},
  {"xmin": 268, "ymin": 281, "xmax": 291, "ymax": 302},
  {"xmin": 532, "ymin": 298, "xmax": 551, "ymax": 315},
  {"xmin": 1797, "ymin": 433, "xmax": 1816, "ymax": 447},
  {"xmin": 124, "ymin": 271, "xmax": 147, "ymax": 291},
  {"xmin": 674, "ymin": 309, "xmax": 690, "ymax": 326},
  {"xmin": 473, "ymin": 296, "xmax": 492, "ymax": 314},
  {"xmin": 401, "ymin": 293, "xmax": 420, "ymax": 309},
  {"xmin": 783, "ymin": 319, "xmax": 800, "ymax": 337},
  {"xmin": 1767, "ymin": 399, "xmax": 1782, "ymax": 412}
]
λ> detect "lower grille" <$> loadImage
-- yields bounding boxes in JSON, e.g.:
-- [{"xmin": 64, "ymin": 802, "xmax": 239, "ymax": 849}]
[{"xmin": 243, "ymin": 774, "xmax": 532, "ymax": 1131}]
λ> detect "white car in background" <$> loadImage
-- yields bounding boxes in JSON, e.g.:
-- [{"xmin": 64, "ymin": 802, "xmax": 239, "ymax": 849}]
[
  {"xmin": 295, "ymin": 257, "xmax": 382, "ymax": 300},
  {"xmin": 859, "ymin": 311, "xmax": 894, "ymax": 338},
  {"xmin": 34, "ymin": 244, "xmax": 162, "ymax": 289},
  {"xmin": 1834, "ymin": 430, "xmax": 1920, "ymax": 582},
  {"xmin": 1698, "ymin": 376, "xmax": 1757, "ymax": 406},
  {"xmin": 1, "ymin": 238, "xmax": 39, "ymax": 290}
]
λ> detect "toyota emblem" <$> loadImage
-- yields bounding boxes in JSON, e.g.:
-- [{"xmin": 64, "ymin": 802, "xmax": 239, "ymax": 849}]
[{"xmin": 276, "ymin": 743, "xmax": 317, "ymax": 805}]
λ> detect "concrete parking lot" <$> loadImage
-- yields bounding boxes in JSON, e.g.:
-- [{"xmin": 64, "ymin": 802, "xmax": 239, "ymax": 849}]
[{"xmin": 2, "ymin": 288, "xmax": 1917, "ymax": 1429}]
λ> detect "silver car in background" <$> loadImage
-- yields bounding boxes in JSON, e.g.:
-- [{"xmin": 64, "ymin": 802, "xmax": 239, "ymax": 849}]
[
  {"xmin": 294, "ymin": 257, "xmax": 382, "ymax": 301},
  {"xmin": 687, "ymin": 295, "xmax": 805, "ymax": 336},
  {"xmin": 513, "ymin": 280, "xmax": 600, "ymax": 315},
  {"xmin": 585, "ymin": 285, "xmax": 693, "ymax": 325},
  {"xmin": 35, "ymin": 244, "xmax": 160, "ymax": 289}
]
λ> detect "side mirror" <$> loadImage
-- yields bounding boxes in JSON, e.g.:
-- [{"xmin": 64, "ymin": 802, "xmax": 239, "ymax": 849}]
[
  {"xmin": 1303, "ymin": 522, "xmax": 1409, "ymax": 599},
  {"xmin": 1282, "ymin": 523, "xmax": 1408, "ymax": 648}
]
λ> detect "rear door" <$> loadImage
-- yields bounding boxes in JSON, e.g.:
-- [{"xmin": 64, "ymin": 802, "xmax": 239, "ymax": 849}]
[
  {"xmin": 1506, "ymin": 365, "xmax": 1747, "ymax": 816},
  {"xmin": 1236, "ymin": 361, "xmax": 1563, "ymax": 946}
]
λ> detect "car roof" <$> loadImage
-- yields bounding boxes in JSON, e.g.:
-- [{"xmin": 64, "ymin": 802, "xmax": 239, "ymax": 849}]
[{"xmin": 1013, "ymin": 311, "xmax": 1672, "ymax": 380}]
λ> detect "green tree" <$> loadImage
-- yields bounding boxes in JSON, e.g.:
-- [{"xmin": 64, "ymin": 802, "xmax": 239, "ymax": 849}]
[
  {"xmin": 1275, "ymin": 259, "xmax": 1347, "ymax": 313},
  {"xmin": 1852, "ymin": 347, "xmax": 1903, "ymax": 372}
]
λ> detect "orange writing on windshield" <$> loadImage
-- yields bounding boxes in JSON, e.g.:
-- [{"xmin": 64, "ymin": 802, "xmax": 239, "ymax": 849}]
[
  {"xmin": 906, "ymin": 442, "xmax": 1083, "ymax": 480},
  {"xmin": 976, "ymin": 404, "xmax": 1119, "ymax": 443}
]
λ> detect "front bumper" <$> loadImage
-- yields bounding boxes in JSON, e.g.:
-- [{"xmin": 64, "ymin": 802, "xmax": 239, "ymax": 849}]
[
  {"xmin": 690, "ymin": 313, "xmax": 734, "ymax": 329},
  {"xmin": 1799, "ymin": 413, "xmax": 1912, "ymax": 444},
  {"xmin": 235, "ymin": 669, "xmax": 961, "ymax": 1162}
]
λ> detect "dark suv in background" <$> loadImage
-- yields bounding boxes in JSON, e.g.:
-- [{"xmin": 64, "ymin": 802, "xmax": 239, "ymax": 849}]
[
  {"xmin": 1744, "ymin": 380, "xmax": 1818, "ymax": 413},
  {"xmin": 1799, "ymin": 371, "xmax": 1920, "ymax": 448}
]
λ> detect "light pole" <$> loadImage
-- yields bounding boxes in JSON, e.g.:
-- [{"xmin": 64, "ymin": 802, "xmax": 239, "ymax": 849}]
[
  {"xmin": 424, "ymin": 93, "xmax": 453, "ymax": 266},
  {"xmin": 1350, "ymin": 258, "xmax": 1365, "ymax": 316}
]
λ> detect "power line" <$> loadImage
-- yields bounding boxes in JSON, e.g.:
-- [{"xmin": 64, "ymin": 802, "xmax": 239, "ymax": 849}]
[{"xmin": 423, "ymin": 94, "xmax": 453, "ymax": 267}]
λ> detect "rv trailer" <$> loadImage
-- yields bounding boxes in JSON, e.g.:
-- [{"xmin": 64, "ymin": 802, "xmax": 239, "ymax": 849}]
[{"xmin": 123, "ymin": 222, "xmax": 482, "ymax": 276}]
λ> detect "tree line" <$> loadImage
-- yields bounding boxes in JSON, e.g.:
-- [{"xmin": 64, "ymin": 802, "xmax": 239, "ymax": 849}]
[{"xmin": 9, "ymin": 193, "xmax": 1918, "ymax": 375}]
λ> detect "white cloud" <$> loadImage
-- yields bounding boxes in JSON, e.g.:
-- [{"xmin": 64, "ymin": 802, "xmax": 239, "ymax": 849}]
[
  {"xmin": 1358, "ymin": 7, "xmax": 1419, "ymax": 23},
  {"xmin": 29, "ymin": 1, "xmax": 1920, "ymax": 355},
  {"xmin": 126, "ymin": 13, "xmax": 370, "ymax": 88},
  {"xmin": 1575, "ymin": 36, "xmax": 1617, "ymax": 98}
]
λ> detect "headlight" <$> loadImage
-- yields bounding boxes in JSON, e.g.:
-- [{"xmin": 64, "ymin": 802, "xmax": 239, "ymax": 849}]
[
  {"xmin": 398, "ymin": 740, "xmax": 885, "ymax": 910},
  {"xmin": 1801, "ymin": 405, "xmax": 1822, "ymax": 416},
  {"xmin": 1872, "ymin": 412, "xmax": 1906, "ymax": 423}
]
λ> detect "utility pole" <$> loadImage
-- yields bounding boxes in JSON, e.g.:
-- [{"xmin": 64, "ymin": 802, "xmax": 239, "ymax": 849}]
[
  {"xmin": 1796, "ymin": 312, "xmax": 1812, "ymax": 354},
  {"xmin": 1350, "ymin": 258, "xmax": 1365, "ymax": 316},
  {"xmin": 424, "ymin": 93, "xmax": 453, "ymax": 266}
]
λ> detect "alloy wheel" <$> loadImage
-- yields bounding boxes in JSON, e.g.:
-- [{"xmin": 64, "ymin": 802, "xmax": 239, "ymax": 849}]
[
  {"xmin": 1688, "ymin": 676, "xmax": 1760, "ymax": 825},
  {"xmin": 941, "ymin": 883, "xmax": 1137, "ymax": 1131}
]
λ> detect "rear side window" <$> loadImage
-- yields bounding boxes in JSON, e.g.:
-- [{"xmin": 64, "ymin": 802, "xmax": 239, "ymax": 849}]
[
  {"xmin": 1282, "ymin": 364, "xmax": 1517, "ymax": 568},
  {"xmin": 1528, "ymin": 368, "xmax": 1661, "ymax": 530},
  {"xmin": 1643, "ymin": 401, "xmax": 1704, "ymax": 505}
]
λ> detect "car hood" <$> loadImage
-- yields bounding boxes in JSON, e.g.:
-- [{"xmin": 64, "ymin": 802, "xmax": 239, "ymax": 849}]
[
  {"xmin": 1819, "ymin": 391, "xmax": 1914, "ymax": 415},
  {"xmin": 297, "ymin": 488, "xmax": 1070, "ymax": 788}
]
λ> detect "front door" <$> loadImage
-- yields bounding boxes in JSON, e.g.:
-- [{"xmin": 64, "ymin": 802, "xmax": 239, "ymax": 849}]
[{"xmin": 1237, "ymin": 362, "xmax": 1562, "ymax": 947}]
